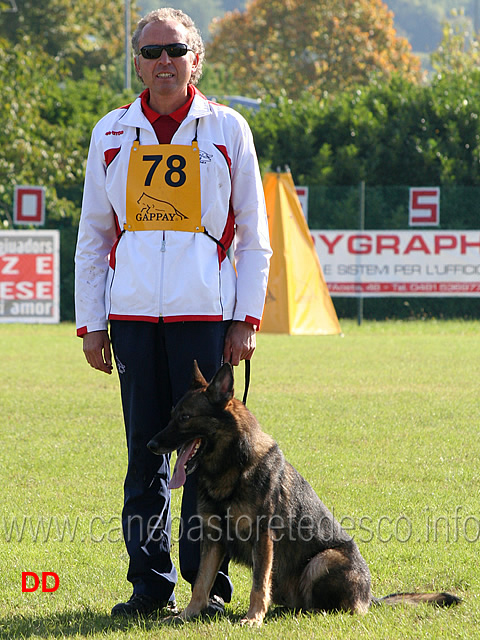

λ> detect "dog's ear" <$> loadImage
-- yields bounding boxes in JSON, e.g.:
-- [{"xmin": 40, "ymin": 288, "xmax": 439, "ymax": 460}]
[
  {"xmin": 191, "ymin": 360, "xmax": 208, "ymax": 390},
  {"xmin": 206, "ymin": 362, "xmax": 234, "ymax": 407}
]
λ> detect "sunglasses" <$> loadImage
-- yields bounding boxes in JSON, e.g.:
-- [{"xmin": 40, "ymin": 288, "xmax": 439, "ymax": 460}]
[{"xmin": 139, "ymin": 43, "xmax": 193, "ymax": 59}]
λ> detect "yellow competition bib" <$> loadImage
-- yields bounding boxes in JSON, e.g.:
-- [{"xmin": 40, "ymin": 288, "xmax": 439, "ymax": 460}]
[{"xmin": 125, "ymin": 141, "xmax": 203, "ymax": 232}]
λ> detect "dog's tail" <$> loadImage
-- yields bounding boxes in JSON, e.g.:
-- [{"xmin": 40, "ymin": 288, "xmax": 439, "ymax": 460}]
[{"xmin": 372, "ymin": 592, "xmax": 461, "ymax": 607}]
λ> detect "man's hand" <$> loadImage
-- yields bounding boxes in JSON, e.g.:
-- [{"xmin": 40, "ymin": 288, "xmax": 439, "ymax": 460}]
[
  {"xmin": 223, "ymin": 321, "xmax": 256, "ymax": 366},
  {"xmin": 82, "ymin": 330, "xmax": 113, "ymax": 374}
]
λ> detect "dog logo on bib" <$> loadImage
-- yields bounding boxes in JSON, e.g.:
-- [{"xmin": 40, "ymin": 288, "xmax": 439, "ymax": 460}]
[
  {"xmin": 125, "ymin": 140, "xmax": 203, "ymax": 233},
  {"xmin": 136, "ymin": 193, "xmax": 188, "ymax": 224}
]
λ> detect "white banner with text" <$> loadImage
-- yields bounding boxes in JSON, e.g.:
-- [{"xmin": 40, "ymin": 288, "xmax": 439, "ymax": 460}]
[
  {"xmin": 311, "ymin": 230, "xmax": 480, "ymax": 297},
  {"xmin": 0, "ymin": 230, "xmax": 60, "ymax": 322}
]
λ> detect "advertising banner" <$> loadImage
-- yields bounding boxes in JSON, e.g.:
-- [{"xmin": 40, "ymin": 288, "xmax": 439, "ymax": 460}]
[
  {"xmin": 311, "ymin": 230, "xmax": 480, "ymax": 297},
  {"xmin": 0, "ymin": 230, "xmax": 60, "ymax": 322}
]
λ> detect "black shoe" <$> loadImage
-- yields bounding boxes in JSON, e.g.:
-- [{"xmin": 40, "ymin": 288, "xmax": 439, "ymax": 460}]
[
  {"xmin": 111, "ymin": 593, "xmax": 178, "ymax": 618},
  {"xmin": 200, "ymin": 595, "xmax": 225, "ymax": 619}
]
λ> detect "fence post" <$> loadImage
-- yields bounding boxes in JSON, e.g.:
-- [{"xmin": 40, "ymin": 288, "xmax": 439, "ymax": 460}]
[
  {"xmin": 357, "ymin": 181, "xmax": 365, "ymax": 325},
  {"xmin": 124, "ymin": 0, "xmax": 131, "ymax": 90}
]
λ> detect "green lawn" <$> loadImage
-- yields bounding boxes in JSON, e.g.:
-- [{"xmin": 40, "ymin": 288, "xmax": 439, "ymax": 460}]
[{"xmin": 1, "ymin": 320, "xmax": 479, "ymax": 639}]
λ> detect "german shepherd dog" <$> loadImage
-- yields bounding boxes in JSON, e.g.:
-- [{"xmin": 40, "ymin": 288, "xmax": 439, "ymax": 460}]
[{"xmin": 148, "ymin": 362, "xmax": 460, "ymax": 626}]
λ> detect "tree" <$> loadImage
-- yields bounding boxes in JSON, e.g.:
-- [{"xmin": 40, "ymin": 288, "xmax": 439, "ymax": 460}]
[
  {"xmin": 207, "ymin": 0, "xmax": 422, "ymax": 99},
  {"xmin": 247, "ymin": 66, "xmax": 480, "ymax": 189},
  {"xmin": 0, "ymin": 0, "xmax": 141, "ymax": 78},
  {"xmin": 431, "ymin": 16, "xmax": 480, "ymax": 74},
  {"xmin": 0, "ymin": 38, "xmax": 135, "ymax": 319}
]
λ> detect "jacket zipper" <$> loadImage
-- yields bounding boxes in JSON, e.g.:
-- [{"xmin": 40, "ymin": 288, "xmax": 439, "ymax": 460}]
[{"xmin": 159, "ymin": 230, "xmax": 166, "ymax": 317}]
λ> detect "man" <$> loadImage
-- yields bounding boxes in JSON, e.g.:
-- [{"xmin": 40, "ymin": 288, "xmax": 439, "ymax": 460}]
[{"xmin": 75, "ymin": 7, "xmax": 271, "ymax": 618}]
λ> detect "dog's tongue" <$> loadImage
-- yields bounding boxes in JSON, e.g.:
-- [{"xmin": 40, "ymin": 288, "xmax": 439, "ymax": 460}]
[{"xmin": 168, "ymin": 440, "xmax": 200, "ymax": 490}]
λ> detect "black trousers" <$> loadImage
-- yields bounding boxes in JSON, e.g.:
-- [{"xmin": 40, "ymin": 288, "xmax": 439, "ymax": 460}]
[{"xmin": 110, "ymin": 319, "xmax": 233, "ymax": 602}]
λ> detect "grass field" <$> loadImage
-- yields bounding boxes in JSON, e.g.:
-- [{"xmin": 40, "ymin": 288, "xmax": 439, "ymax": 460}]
[{"xmin": 1, "ymin": 320, "xmax": 479, "ymax": 639}]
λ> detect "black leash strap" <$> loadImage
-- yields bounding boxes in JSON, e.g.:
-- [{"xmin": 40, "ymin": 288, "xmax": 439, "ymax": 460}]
[
  {"xmin": 242, "ymin": 359, "xmax": 251, "ymax": 406},
  {"xmin": 203, "ymin": 229, "xmax": 226, "ymax": 253}
]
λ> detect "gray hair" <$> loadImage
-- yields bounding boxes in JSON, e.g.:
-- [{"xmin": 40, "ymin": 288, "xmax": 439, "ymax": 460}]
[{"xmin": 132, "ymin": 8, "xmax": 205, "ymax": 85}]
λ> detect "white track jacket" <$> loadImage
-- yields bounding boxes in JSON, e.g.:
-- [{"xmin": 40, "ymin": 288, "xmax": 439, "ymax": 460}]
[{"xmin": 75, "ymin": 89, "xmax": 271, "ymax": 336}]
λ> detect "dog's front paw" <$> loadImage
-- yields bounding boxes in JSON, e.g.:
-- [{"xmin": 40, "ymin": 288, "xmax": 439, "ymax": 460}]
[
  {"xmin": 240, "ymin": 614, "xmax": 264, "ymax": 627},
  {"xmin": 162, "ymin": 604, "xmax": 205, "ymax": 625}
]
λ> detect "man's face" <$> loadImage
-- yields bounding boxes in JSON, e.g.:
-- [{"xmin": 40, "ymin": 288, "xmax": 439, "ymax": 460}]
[{"xmin": 134, "ymin": 20, "xmax": 199, "ymax": 106}]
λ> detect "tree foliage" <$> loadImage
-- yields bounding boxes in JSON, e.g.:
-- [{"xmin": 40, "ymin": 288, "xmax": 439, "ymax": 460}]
[
  {"xmin": 0, "ymin": 37, "xmax": 135, "ymax": 319},
  {"xmin": 0, "ymin": 0, "xmax": 140, "ymax": 78},
  {"xmin": 431, "ymin": 18, "xmax": 480, "ymax": 74},
  {"xmin": 0, "ymin": 39, "xmax": 133, "ymax": 221},
  {"xmin": 242, "ymin": 14, "xmax": 480, "ymax": 188},
  {"xmin": 208, "ymin": 0, "xmax": 422, "ymax": 99},
  {"xmin": 248, "ymin": 62, "xmax": 480, "ymax": 190}
]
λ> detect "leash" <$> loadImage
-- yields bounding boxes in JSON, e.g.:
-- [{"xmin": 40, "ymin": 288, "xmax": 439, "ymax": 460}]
[{"xmin": 242, "ymin": 359, "xmax": 251, "ymax": 406}]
